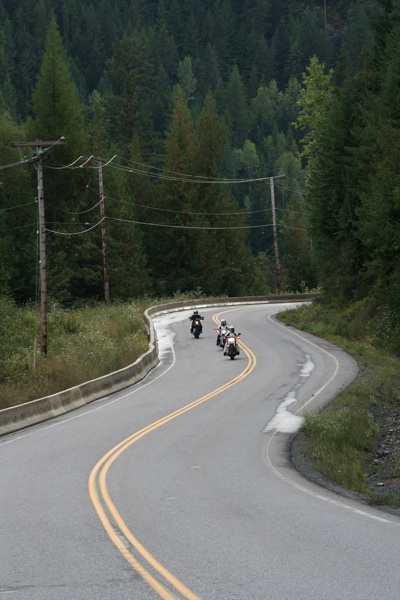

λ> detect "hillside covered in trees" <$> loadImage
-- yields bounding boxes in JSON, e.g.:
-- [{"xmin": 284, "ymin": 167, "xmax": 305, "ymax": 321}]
[{"xmin": 0, "ymin": 1, "xmax": 399, "ymax": 337}]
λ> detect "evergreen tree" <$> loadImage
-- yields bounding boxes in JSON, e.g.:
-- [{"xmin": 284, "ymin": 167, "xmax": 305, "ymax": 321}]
[
  {"xmin": 27, "ymin": 16, "xmax": 93, "ymax": 304},
  {"xmin": 103, "ymin": 36, "xmax": 155, "ymax": 150},
  {"xmin": 147, "ymin": 85, "xmax": 196, "ymax": 295},
  {"xmin": 344, "ymin": 0, "xmax": 375, "ymax": 73},
  {"xmin": 299, "ymin": 53, "xmax": 367, "ymax": 301},
  {"xmin": 86, "ymin": 90, "xmax": 151, "ymax": 299},
  {"xmin": 0, "ymin": 12, "xmax": 17, "ymax": 117},
  {"xmin": 355, "ymin": 18, "xmax": 400, "ymax": 305},
  {"xmin": 191, "ymin": 93, "xmax": 261, "ymax": 296},
  {"xmin": 207, "ymin": 0, "xmax": 236, "ymax": 80},
  {"xmin": 177, "ymin": 56, "xmax": 197, "ymax": 105},
  {"xmin": 100, "ymin": 157, "xmax": 151, "ymax": 299},
  {"xmin": 296, "ymin": 56, "xmax": 334, "ymax": 185},
  {"xmin": 224, "ymin": 64, "xmax": 250, "ymax": 151},
  {"xmin": 29, "ymin": 16, "xmax": 86, "ymax": 150},
  {"xmin": 151, "ymin": 64, "xmax": 173, "ymax": 136},
  {"xmin": 287, "ymin": 8, "xmax": 332, "ymax": 81},
  {"xmin": 197, "ymin": 43, "xmax": 220, "ymax": 96},
  {"xmin": 250, "ymin": 80, "xmax": 284, "ymax": 148},
  {"xmin": 280, "ymin": 195, "xmax": 316, "ymax": 292},
  {"xmin": 0, "ymin": 112, "xmax": 34, "ymax": 301},
  {"xmin": 152, "ymin": 4, "xmax": 178, "ymax": 79}
]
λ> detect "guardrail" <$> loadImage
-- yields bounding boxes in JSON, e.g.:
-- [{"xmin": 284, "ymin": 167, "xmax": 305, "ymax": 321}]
[{"xmin": 0, "ymin": 294, "xmax": 314, "ymax": 437}]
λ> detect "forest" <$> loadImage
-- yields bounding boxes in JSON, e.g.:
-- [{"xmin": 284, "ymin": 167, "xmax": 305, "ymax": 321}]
[{"xmin": 0, "ymin": 0, "xmax": 399, "ymax": 328}]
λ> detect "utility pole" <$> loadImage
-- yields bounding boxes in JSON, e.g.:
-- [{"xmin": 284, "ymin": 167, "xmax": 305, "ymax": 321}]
[
  {"xmin": 269, "ymin": 176, "xmax": 286, "ymax": 295},
  {"xmin": 11, "ymin": 139, "xmax": 65, "ymax": 355},
  {"xmin": 97, "ymin": 158, "xmax": 110, "ymax": 304}
]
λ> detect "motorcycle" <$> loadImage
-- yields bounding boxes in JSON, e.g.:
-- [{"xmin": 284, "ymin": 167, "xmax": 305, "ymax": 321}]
[
  {"xmin": 215, "ymin": 326, "xmax": 228, "ymax": 350},
  {"xmin": 192, "ymin": 318, "xmax": 203, "ymax": 339},
  {"xmin": 224, "ymin": 333, "xmax": 241, "ymax": 359}
]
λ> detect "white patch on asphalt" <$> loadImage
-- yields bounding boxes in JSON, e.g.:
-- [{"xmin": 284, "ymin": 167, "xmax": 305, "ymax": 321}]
[
  {"xmin": 299, "ymin": 354, "xmax": 314, "ymax": 377},
  {"xmin": 264, "ymin": 354, "xmax": 315, "ymax": 433},
  {"xmin": 153, "ymin": 310, "xmax": 192, "ymax": 361},
  {"xmin": 264, "ymin": 391, "xmax": 303, "ymax": 433}
]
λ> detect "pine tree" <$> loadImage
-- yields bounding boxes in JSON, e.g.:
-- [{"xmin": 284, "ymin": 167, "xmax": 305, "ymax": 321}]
[
  {"xmin": 103, "ymin": 35, "xmax": 155, "ymax": 150},
  {"xmin": 296, "ymin": 56, "xmax": 334, "ymax": 184},
  {"xmin": 224, "ymin": 65, "xmax": 250, "ymax": 149},
  {"xmin": 299, "ymin": 52, "xmax": 367, "ymax": 301},
  {"xmin": 355, "ymin": 18, "xmax": 400, "ymax": 305},
  {"xmin": 177, "ymin": 56, "xmax": 197, "ymax": 105},
  {"xmin": 191, "ymin": 93, "xmax": 261, "ymax": 296},
  {"xmin": 0, "ymin": 112, "xmax": 35, "ymax": 301},
  {"xmin": 146, "ymin": 85, "xmax": 196, "ymax": 295},
  {"xmin": 29, "ymin": 16, "xmax": 86, "ymax": 149},
  {"xmin": 28, "ymin": 16, "xmax": 93, "ymax": 304},
  {"xmin": 280, "ymin": 195, "xmax": 316, "ymax": 292},
  {"xmin": 0, "ymin": 12, "xmax": 17, "ymax": 117}
]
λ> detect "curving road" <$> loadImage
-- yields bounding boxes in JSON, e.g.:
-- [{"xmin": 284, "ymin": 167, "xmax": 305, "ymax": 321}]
[{"xmin": 1, "ymin": 303, "xmax": 400, "ymax": 600}]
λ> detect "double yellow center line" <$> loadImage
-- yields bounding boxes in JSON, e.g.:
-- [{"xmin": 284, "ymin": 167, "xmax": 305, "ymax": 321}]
[{"xmin": 88, "ymin": 311, "xmax": 256, "ymax": 599}]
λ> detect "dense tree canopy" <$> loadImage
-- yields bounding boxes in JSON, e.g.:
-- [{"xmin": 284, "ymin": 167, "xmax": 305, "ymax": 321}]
[{"xmin": 0, "ymin": 0, "xmax": 399, "ymax": 315}]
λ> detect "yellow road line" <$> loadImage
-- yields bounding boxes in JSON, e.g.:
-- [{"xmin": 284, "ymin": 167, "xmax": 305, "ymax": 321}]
[{"xmin": 88, "ymin": 310, "xmax": 256, "ymax": 599}]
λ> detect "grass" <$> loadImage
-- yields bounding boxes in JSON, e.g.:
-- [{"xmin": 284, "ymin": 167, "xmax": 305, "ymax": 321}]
[
  {"xmin": 279, "ymin": 300, "xmax": 400, "ymax": 506},
  {"xmin": 0, "ymin": 289, "xmax": 207, "ymax": 410}
]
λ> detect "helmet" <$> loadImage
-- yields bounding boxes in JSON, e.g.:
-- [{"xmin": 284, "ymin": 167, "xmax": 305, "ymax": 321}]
[
  {"xmin": 221, "ymin": 319, "xmax": 227, "ymax": 325},
  {"xmin": 194, "ymin": 310, "xmax": 198, "ymax": 315},
  {"xmin": 229, "ymin": 326, "xmax": 235, "ymax": 332}
]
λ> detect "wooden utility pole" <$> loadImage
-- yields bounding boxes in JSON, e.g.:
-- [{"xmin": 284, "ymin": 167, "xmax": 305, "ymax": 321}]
[
  {"xmin": 11, "ymin": 139, "xmax": 65, "ymax": 355},
  {"xmin": 269, "ymin": 176, "xmax": 286, "ymax": 295},
  {"xmin": 269, "ymin": 177, "xmax": 281, "ymax": 294},
  {"xmin": 97, "ymin": 158, "xmax": 110, "ymax": 304}
]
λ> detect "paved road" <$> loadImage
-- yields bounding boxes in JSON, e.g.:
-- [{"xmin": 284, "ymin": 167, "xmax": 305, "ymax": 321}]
[{"xmin": 1, "ymin": 303, "xmax": 400, "ymax": 599}]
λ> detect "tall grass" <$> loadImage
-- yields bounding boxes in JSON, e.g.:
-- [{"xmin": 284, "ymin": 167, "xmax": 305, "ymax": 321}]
[
  {"xmin": 0, "ymin": 290, "xmax": 209, "ymax": 410},
  {"xmin": 0, "ymin": 299, "xmax": 149, "ymax": 409},
  {"xmin": 301, "ymin": 388, "xmax": 379, "ymax": 494}
]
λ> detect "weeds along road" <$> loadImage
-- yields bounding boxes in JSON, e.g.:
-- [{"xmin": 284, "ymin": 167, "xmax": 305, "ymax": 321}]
[{"xmin": 1, "ymin": 303, "xmax": 400, "ymax": 600}]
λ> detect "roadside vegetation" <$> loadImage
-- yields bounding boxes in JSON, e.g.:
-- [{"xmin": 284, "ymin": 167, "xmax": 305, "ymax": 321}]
[
  {"xmin": 0, "ymin": 291, "xmax": 204, "ymax": 411},
  {"xmin": 279, "ymin": 300, "xmax": 400, "ymax": 507}
]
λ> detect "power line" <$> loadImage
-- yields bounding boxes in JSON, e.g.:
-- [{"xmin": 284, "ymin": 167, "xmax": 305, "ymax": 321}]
[
  {"xmin": 45, "ymin": 154, "xmax": 272, "ymax": 184},
  {"xmin": 0, "ymin": 152, "xmax": 37, "ymax": 170},
  {"xmin": 20, "ymin": 219, "xmax": 306, "ymax": 236},
  {"xmin": 42, "ymin": 217, "xmax": 274, "ymax": 233},
  {"xmin": 59, "ymin": 200, "xmax": 101, "ymax": 215},
  {"xmin": 45, "ymin": 218, "xmax": 104, "ymax": 235},
  {"xmin": 105, "ymin": 194, "xmax": 271, "ymax": 217},
  {"xmin": 105, "ymin": 217, "xmax": 274, "ymax": 230},
  {"xmin": 0, "ymin": 222, "xmax": 37, "ymax": 234},
  {"xmin": 0, "ymin": 200, "xmax": 37, "ymax": 212}
]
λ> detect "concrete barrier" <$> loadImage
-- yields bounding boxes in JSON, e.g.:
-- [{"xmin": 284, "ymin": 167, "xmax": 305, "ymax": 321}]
[{"xmin": 0, "ymin": 294, "xmax": 313, "ymax": 436}]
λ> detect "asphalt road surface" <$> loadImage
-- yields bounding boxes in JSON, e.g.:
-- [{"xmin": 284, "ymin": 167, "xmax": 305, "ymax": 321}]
[{"xmin": 1, "ymin": 303, "xmax": 400, "ymax": 600}]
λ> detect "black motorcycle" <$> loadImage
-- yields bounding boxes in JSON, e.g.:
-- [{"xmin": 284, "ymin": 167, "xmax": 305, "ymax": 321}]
[{"xmin": 192, "ymin": 318, "xmax": 203, "ymax": 339}]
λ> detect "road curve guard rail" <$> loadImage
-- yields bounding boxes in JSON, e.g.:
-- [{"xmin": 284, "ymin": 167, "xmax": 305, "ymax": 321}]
[{"xmin": 0, "ymin": 294, "xmax": 315, "ymax": 437}]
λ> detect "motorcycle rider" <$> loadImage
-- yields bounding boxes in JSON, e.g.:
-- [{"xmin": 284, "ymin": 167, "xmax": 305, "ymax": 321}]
[
  {"xmin": 215, "ymin": 318, "xmax": 228, "ymax": 347},
  {"xmin": 224, "ymin": 325, "xmax": 240, "ymax": 355},
  {"xmin": 189, "ymin": 310, "xmax": 204, "ymax": 334}
]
